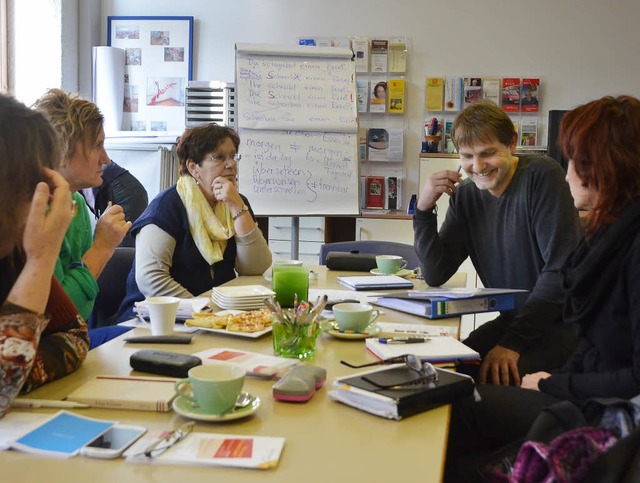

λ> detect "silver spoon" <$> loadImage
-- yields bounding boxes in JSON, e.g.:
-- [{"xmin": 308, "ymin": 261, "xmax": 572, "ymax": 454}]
[{"xmin": 235, "ymin": 392, "xmax": 253, "ymax": 409}]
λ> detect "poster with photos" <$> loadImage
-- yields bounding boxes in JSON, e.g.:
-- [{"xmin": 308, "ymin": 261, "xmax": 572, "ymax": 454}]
[{"xmin": 108, "ymin": 16, "xmax": 193, "ymax": 133}]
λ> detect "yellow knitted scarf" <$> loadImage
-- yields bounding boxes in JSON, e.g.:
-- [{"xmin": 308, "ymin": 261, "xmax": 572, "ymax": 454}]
[{"xmin": 176, "ymin": 176, "xmax": 234, "ymax": 265}]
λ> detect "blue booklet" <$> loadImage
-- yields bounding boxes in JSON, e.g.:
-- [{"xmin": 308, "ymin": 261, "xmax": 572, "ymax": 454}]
[{"xmin": 12, "ymin": 411, "xmax": 114, "ymax": 457}]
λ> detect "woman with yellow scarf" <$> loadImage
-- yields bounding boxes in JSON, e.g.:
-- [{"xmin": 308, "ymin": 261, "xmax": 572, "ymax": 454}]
[{"xmin": 116, "ymin": 124, "xmax": 272, "ymax": 322}]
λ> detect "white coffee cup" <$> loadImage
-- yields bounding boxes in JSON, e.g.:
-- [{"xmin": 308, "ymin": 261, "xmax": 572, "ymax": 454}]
[{"xmin": 145, "ymin": 296, "xmax": 180, "ymax": 335}]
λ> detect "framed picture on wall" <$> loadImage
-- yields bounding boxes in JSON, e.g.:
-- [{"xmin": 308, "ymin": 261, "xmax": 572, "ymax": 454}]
[{"xmin": 107, "ymin": 16, "xmax": 194, "ymax": 133}]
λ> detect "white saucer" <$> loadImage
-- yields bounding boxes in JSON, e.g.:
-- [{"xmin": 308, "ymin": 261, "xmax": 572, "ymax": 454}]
[
  {"xmin": 172, "ymin": 393, "xmax": 261, "ymax": 422},
  {"xmin": 370, "ymin": 268, "xmax": 413, "ymax": 278},
  {"xmin": 326, "ymin": 322, "xmax": 381, "ymax": 340}
]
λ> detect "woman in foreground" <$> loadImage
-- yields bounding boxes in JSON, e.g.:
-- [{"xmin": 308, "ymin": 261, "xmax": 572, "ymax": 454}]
[{"xmin": 0, "ymin": 94, "xmax": 88, "ymax": 416}]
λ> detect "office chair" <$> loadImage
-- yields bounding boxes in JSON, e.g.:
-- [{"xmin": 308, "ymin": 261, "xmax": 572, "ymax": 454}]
[
  {"xmin": 88, "ymin": 246, "xmax": 135, "ymax": 329},
  {"xmin": 319, "ymin": 240, "xmax": 421, "ymax": 270}
]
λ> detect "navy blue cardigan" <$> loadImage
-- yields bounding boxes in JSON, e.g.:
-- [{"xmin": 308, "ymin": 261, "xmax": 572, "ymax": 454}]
[{"xmin": 116, "ymin": 185, "xmax": 254, "ymax": 322}]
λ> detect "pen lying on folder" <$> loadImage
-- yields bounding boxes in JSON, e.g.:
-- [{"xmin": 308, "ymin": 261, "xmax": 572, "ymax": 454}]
[
  {"xmin": 11, "ymin": 398, "xmax": 90, "ymax": 409},
  {"xmin": 378, "ymin": 337, "xmax": 429, "ymax": 344}
]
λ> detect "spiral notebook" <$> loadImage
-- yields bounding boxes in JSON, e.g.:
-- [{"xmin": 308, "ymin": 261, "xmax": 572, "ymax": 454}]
[{"xmin": 337, "ymin": 275, "xmax": 414, "ymax": 291}]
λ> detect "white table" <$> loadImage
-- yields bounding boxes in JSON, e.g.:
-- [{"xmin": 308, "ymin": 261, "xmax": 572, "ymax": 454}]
[{"xmin": 0, "ymin": 267, "xmax": 466, "ymax": 482}]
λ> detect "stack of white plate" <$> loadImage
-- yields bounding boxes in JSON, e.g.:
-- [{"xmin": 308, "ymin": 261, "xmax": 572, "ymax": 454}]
[{"xmin": 211, "ymin": 285, "xmax": 275, "ymax": 310}]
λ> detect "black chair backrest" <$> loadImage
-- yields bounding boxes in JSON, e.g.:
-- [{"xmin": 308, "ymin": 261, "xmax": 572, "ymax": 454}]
[
  {"xmin": 319, "ymin": 240, "xmax": 420, "ymax": 269},
  {"xmin": 88, "ymin": 247, "xmax": 135, "ymax": 328}
]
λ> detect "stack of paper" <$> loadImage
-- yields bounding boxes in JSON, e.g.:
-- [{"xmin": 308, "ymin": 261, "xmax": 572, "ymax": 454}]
[
  {"xmin": 365, "ymin": 336, "xmax": 479, "ymax": 363},
  {"xmin": 329, "ymin": 364, "xmax": 475, "ymax": 420},
  {"xmin": 337, "ymin": 275, "xmax": 413, "ymax": 291}
]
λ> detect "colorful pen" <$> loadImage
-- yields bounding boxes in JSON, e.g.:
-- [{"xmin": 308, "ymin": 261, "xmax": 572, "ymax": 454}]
[
  {"xmin": 12, "ymin": 398, "xmax": 90, "ymax": 409},
  {"xmin": 457, "ymin": 165, "xmax": 462, "ymax": 173},
  {"xmin": 378, "ymin": 337, "xmax": 429, "ymax": 344}
]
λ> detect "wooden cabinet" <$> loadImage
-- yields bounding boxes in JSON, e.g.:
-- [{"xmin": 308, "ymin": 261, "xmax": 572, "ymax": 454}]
[{"xmin": 355, "ymin": 216, "xmax": 413, "ymax": 243}]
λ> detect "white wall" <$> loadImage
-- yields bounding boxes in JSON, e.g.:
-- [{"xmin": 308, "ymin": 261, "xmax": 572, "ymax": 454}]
[{"xmin": 102, "ymin": 0, "xmax": 640, "ymax": 202}]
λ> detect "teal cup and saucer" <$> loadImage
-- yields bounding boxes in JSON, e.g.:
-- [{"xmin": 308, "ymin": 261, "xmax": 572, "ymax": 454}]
[
  {"xmin": 327, "ymin": 303, "xmax": 381, "ymax": 339},
  {"xmin": 374, "ymin": 255, "xmax": 408, "ymax": 275},
  {"xmin": 172, "ymin": 362, "xmax": 260, "ymax": 422}
]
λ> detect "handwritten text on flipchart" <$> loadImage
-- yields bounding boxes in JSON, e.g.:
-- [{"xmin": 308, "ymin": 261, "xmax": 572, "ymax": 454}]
[{"xmin": 236, "ymin": 57, "xmax": 357, "ymax": 131}]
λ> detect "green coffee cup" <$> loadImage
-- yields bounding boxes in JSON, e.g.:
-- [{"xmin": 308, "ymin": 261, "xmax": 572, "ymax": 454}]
[
  {"xmin": 375, "ymin": 255, "xmax": 408, "ymax": 274},
  {"xmin": 332, "ymin": 302, "xmax": 380, "ymax": 332},
  {"xmin": 174, "ymin": 362, "xmax": 245, "ymax": 414}
]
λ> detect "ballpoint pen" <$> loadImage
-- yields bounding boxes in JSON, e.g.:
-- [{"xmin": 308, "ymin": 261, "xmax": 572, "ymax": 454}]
[
  {"xmin": 12, "ymin": 398, "xmax": 90, "ymax": 409},
  {"xmin": 378, "ymin": 337, "xmax": 429, "ymax": 344}
]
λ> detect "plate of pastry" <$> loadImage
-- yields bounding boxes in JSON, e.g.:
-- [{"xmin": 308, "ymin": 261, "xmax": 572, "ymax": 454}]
[{"xmin": 184, "ymin": 309, "xmax": 273, "ymax": 338}]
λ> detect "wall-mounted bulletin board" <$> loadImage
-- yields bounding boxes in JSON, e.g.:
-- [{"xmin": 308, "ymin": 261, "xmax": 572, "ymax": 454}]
[
  {"xmin": 107, "ymin": 16, "xmax": 193, "ymax": 132},
  {"xmin": 235, "ymin": 43, "xmax": 360, "ymax": 216}
]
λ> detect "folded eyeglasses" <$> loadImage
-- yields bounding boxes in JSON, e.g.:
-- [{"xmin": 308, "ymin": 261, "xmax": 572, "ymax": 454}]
[
  {"xmin": 132, "ymin": 421, "xmax": 194, "ymax": 459},
  {"xmin": 340, "ymin": 354, "xmax": 438, "ymax": 390}
]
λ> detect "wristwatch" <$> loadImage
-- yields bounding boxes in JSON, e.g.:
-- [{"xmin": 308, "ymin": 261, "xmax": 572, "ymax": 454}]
[{"xmin": 232, "ymin": 204, "xmax": 249, "ymax": 221}]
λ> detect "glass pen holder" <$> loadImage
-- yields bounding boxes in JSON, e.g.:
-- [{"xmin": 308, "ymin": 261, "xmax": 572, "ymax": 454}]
[{"xmin": 270, "ymin": 306, "xmax": 322, "ymax": 360}]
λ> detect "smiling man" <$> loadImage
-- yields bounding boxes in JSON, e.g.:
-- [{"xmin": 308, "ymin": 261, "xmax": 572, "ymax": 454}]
[{"xmin": 413, "ymin": 101, "xmax": 582, "ymax": 386}]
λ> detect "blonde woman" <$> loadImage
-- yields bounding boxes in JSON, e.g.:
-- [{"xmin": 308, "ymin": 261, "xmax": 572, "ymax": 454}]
[{"xmin": 33, "ymin": 89, "xmax": 131, "ymax": 321}]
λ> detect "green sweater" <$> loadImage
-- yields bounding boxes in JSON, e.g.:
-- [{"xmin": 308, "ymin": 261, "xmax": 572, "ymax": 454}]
[{"xmin": 54, "ymin": 192, "xmax": 99, "ymax": 320}]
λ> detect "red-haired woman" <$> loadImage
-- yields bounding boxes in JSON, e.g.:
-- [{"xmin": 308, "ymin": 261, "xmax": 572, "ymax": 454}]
[{"xmin": 445, "ymin": 95, "xmax": 640, "ymax": 481}]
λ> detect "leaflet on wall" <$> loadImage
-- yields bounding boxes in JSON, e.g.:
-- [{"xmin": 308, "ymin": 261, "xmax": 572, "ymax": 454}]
[
  {"xmin": 367, "ymin": 128, "xmax": 403, "ymax": 162},
  {"xmin": 501, "ymin": 78, "xmax": 521, "ymax": 113},
  {"xmin": 370, "ymin": 39, "xmax": 389, "ymax": 72},
  {"xmin": 369, "ymin": 79, "xmax": 388, "ymax": 113},
  {"xmin": 444, "ymin": 77, "xmax": 463, "ymax": 112},
  {"xmin": 463, "ymin": 77, "xmax": 483, "ymax": 108},
  {"xmin": 356, "ymin": 80, "xmax": 369, "ymax": 113},
  {"xmin": 388, "ymin": 37, "xmax": 407, "ymax": 72},
  {"xmin": 482, "ymin": 77, "xmax": 501, "ymax": 105},
  {"xmin": 520, "ymin": 119, "xmax": 538, "ymax": 146},
  {"xmin": 387, "ymin": 79, "xmax": 406, "ymax": 114},
  {"xmin": 426, "ymin": 77, "xmax": 445, "ymax": 111},
  {"xmin": 385, "ymin": 176, "xmax": 403, "ymax": 210},
  {"xmin": 366, "ymin": 176, "xmax": 386, "ymax": 209},
  {"xmin": 351, "ymin": 37, "xmax": 370, "ymax": 72},
  {"xmin": 520, "ymin": 78, "xmax": 540, "ymax": 113}
]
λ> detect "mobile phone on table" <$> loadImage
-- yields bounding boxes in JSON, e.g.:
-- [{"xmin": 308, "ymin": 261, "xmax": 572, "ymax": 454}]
[{"xmin": 80, "ymin": 425, "xmax": 147, "ymax": 459}]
